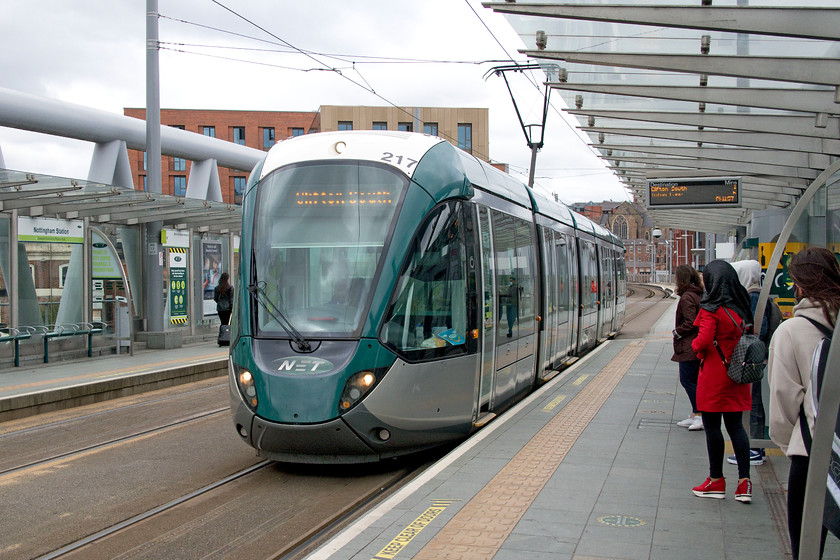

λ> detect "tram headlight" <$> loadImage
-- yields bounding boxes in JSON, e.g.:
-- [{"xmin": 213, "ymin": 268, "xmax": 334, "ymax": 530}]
[
  {"xmin": 233, "ymin": 364, "xmax": 258, "ymax": 411},
  {"xmin": 339, "ymin": 370, "xmax": 377, "ymax": 413}
]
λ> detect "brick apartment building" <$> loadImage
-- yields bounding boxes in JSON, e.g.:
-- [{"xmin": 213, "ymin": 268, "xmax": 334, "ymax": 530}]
[{"xmin": 124, "ymin": 106, "xmax": 489, "ymax": 205}]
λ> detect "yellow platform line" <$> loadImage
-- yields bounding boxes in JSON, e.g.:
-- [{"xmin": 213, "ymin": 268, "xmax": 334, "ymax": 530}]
[{"xmin": 413, "ymin": 340, "xmax": 646, "ymax": 560}]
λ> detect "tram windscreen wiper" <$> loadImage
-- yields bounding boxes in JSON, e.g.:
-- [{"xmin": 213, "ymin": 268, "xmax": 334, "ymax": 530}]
[{"xmin": 247, "ymin": 281, "xmax": 312, "ymax": 352}]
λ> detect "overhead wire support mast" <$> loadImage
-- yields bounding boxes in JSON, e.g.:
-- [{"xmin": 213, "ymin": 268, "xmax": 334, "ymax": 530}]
[{"xmin": 484, "ymin": 63, "xmax": 555, "ymax": 188}]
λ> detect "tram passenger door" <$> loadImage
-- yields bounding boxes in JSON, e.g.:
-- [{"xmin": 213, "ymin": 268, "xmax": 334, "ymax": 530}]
[
  {"xmin": 600, "ymin": 247, "xmax": 614, "ymax": 339},
  {"xmin": 476, "ymin": 206, "xmax": 496, "ymax": 419},
  {"xmin": 578, "ymin": 239, "xmax": 598, "ymax": 351}
]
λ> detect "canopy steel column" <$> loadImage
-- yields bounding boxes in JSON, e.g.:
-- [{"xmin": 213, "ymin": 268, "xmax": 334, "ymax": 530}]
[{"xmin": 145, "ymin": 0, "xmax": 163, "ymax": 333}]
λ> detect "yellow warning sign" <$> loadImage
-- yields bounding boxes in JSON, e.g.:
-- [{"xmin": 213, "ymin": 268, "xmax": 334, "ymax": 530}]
[
  {"xmin": 372, "ymin": 500, "xmax": 456, "ymax": 560},
  {"xmin": 542, "ymin": 395, "xmax": 567, "ymax": 412}
]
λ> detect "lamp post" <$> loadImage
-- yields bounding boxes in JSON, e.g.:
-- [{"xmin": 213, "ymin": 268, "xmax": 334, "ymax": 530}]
[
  {"xmin": 680, "ymin": 233, "xmax": 691, "ymax": 266},
  {"xmin": 652, "ymin": 228, "xmax": 662, "ymax": 282},
  {"xmin": 664, "ymin": 240, "xmax": 674, "ymax": 283}
]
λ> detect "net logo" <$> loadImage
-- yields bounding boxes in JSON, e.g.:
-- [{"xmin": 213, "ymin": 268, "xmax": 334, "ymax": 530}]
[{"xmin": 275, "ymin": 357, "xmax": 334, "ymax": 374}]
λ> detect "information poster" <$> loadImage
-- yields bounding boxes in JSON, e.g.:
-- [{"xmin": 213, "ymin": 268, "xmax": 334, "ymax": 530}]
[
  {"xmin": 169, "ymin": 248, "xmax": 188, "ymax": 325},
  {"xmin": 202, "ymin": 242, "xmax": 222, "ymax": 316},
  {"xmin": 759, "ymin": 242, "xmax": 807, "ymax": 319}
]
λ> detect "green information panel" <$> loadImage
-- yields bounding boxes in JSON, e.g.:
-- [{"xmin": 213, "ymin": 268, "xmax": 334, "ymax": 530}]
[{"xmin": 169, "ymin": 248, "xmax": 188, "ymax": 325}]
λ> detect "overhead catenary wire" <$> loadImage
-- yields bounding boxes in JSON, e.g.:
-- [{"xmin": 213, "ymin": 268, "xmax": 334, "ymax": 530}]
[
  {"xmin": 160, "ymin": 1, "xmax": 622, "ymax": 193},
  {"xmin": 199, "ymin": 0, "xmax": 502, "ymax": 162}
]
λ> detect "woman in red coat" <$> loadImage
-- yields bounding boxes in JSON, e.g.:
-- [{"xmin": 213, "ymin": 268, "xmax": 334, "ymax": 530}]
[{"xmin": 690, "ymin": 259, "xmax": 755, "ymax": 503}]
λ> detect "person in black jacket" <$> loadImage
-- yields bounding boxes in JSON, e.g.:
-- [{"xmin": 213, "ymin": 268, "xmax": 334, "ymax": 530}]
[
  {"xmin": 672, "ymin": 265, "xmax": 705, "ymax": 431},
  {"xmin": 213, "ymin": 272, "xmax": 233, "ymax": 325}
]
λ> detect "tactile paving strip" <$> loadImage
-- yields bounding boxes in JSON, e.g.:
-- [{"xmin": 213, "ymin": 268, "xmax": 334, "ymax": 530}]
[{"xmin": 413, "ymin": 340, "xmax": 646, "ymax": 560}]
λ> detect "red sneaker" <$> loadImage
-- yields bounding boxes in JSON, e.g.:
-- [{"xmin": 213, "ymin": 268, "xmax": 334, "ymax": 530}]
[
  {"xmin": 735, "ymin": 479, "xmax": 752, "ymax": 503},
  {"xmin": 692, "ymin": 477, "xmax": 725, "ymax": 499}
]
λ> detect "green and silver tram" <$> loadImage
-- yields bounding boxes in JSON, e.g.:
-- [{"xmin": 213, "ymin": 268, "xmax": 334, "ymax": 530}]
[{"xmin": 229, "ymin": 131, "xmax": 625, "ymax": 463}]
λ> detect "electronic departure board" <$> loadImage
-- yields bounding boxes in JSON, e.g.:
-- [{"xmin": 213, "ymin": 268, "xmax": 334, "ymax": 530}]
[{"xmin": 646, "ymin": 177, "xmax": 741, "ymax": 209}]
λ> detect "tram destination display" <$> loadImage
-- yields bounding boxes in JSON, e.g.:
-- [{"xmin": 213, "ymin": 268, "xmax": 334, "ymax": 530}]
[{"xmin": 646, "ymin": 177, "xmax": 741, "ymax": 209}]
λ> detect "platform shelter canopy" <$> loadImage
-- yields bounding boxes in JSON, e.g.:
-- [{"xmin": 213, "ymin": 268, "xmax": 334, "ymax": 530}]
[
  {"xmin": 0, "ymin": 168, "xmax": 241, "ymax": 234},
  {"xmin": 484, "ymin": 1, "xmax": 840, "ymax": 234}
]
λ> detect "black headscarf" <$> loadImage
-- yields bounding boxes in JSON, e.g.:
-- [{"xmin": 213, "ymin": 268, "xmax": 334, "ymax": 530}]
[{"xmin": 700, "ymin": 260, "xmax": 754, "ymax": 325}]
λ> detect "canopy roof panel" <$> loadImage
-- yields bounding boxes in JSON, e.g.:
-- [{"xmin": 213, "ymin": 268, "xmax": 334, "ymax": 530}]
[{"xmin": 485, "ymin": 1, "xmax": 839, "ymax": 234}]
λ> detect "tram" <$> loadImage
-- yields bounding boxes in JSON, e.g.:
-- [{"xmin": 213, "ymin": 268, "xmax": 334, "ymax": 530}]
[{"xmin": 229, "ymin": 130, "xmax": 626, "ymax": 463}]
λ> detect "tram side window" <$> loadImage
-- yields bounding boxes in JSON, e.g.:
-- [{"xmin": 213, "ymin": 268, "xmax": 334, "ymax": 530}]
[
  {"xmin": 582, "ymin": 241, "xmax": 597, "ymax": 311},
  {"xmin": 492, "ymin": 212, "xmax": 536, "ymax": 343},
  {"xmin": 381, "ymin": 201, "xmax": 472, "ymax": 361},
  {"xmin": 555, "ymin": 233, "xmax": 569, "ymax": 313}
]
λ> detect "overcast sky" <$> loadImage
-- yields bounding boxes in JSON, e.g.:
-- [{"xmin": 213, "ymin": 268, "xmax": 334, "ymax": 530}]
[{"xmin": 0, "ymin": 0, "xmax": 630, "ymax": 204}]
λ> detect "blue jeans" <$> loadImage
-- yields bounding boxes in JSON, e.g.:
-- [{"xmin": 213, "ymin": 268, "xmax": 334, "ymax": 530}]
[{"xmin": 678, "ymin": 359, "xmax": 700, "ymax": 414}]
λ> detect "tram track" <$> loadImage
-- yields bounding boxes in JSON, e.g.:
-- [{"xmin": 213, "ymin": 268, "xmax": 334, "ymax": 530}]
[
  {"xmin": 42, "ymin": 454, "xmax": 434, "ymax": 560},
  {"xmin": 0, "ymin": 407, "xmax": 228, "ymax": 477},
  {"xmin": 37, "ymin": 460, "xmax": 272, "ymax": 560},
  {"xmin": 623, "ymin": 283, "xmax": 672, "ymax": 326}
]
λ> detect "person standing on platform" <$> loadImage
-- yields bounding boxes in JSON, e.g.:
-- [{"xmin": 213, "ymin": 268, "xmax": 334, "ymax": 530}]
[
  {"xmin": 690, "ymin": 260, "xmax": 754, "ymax": 503},
  {"xmin": 672, "ymin": 265, "xmax": 704, "ymax": 431},
  {"xmin": 768, "ymin": 247, "xmax": 840, "ymax": 559},
  {"xmin": 728, "ymin": 260, "xmax": 780, "ymax": 467},
  {"xmin": 214, "ymin": 272, "xmax": 234, "ymax": 326}
]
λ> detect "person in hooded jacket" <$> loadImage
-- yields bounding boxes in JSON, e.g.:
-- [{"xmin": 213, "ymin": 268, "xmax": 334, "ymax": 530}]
[
  {"xmin": 672, "ymin": 265, "xmax": 705, "ymax": 431},
  {"xmin": 690, "ymin": 259, "xmax": 755, "ymax": 503},
  {"xmin": 728, "ymin": 259, "xmax": 781, "ymax": 467},
  {"xmin": 769, "ymin": 247, "xmax": 840, "ymax": 559}
]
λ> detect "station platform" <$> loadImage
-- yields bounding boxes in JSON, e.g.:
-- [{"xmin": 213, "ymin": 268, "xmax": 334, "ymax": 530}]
[
  {"xmin": 0, "ymin": 342, "xmax": 228, "ymax": 421},
  {"xmin": 0, "ymin": 305, "xmax": 833, "ymax": 559},
  {"xmin": 304, "ymin": 303, "xmax": 834, "ymax": 560}
]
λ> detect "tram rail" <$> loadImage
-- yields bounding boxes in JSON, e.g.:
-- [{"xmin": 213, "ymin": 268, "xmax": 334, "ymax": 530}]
[
  {"xmin": 0, "ymin": 407, "xmax": 227, "ymax": 478},
  {"xmin": 624, "ymin": 283, "xmax": 673, "ymax": 325}
]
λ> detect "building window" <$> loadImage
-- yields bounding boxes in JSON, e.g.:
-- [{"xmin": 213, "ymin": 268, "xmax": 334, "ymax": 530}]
[
  {"xmin": 457, "ymin": 124, "xmax": 472, "ymax": 153},
  {"xmin": 612, "ymin": 216, "xmax": 628, "ymax": 240},
  {"xmin": 233, "ymin": 126, "xmax": 245, "ymax": 145},
  {"xmin": 234, "ymin": 176, "xmax": 247, "ymax": 205},
  {"xmin": 203, "ymin": 126, "xmax": 215, "ymax": 138},
  {"xmin": 423, "ymin": 122, "xmax": 438, "ymax": 136},
  {"xmin": 58, "ymin": 264, "xmax": 70, "ymax": 288},
  {"xmin": 291, "ymin": 127, "xmax": 305, "ymax": 137},
  {"xmin": 142, "ymin": 151, "xmax": 147, "ymax": 171},
  {"xmin": 173, "ymin": 176, "xmax": 186, "ymax": 197},
  {"xmin": 397, "ymin": 122, "xmax": 413, "ymax": 132},
  {"xmin": 338, "ymin": 121, "xmax": 353, "ymax": 131},
  {"xmin": 372, "ymin": 122, "xmax": 387, "ymax": 131},
  {"xmin": 263, "ymin": 127, "xmax": 275, "ymax": 149},
  {"xmin": 173, "ymin": 157, "xmax": 186, "ymax": 171},
  {"xmin": 171, "ymin": 124, "xmax": 185, "ymax": 130}
]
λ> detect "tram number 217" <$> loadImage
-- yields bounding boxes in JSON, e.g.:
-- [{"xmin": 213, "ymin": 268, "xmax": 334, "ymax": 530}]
[{"xmin": 381, "ymin": 152, "xmax": 418, "ymax": 169}]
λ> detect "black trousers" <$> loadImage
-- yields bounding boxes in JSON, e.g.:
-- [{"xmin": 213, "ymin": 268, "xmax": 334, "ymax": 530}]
[
  {"xmin": 702, "ymin": 411, "xmax": 750, "ymax": 479},
  {"xmin": 788, "ymin": 454, "xmax": 828, "ymax": 559}
]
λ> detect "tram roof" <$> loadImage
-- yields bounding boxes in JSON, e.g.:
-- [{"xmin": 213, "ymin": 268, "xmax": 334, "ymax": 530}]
[
  {"xmin": 0, "ymin": 168, "xmax": 242, "ymax": 235},
  {"xmin": 484, "ymin": 1, "xmax": 838, "ymax": 235}
]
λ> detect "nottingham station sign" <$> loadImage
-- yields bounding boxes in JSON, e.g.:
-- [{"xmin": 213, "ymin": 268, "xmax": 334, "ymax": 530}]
[{"xmin": 646, "ymin": 177, "xmax": 741, "ymax": 209}]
